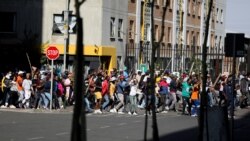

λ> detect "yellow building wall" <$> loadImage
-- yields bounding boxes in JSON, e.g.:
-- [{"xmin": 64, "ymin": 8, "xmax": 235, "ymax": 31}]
[{"xmin": 43, "ymin": 44, "xmax": 116, "ymax": 72}]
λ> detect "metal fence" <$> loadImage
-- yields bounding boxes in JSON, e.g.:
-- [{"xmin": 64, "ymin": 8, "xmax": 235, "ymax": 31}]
[{"xmin": 125, "ymin": 41, "xmax": 225, "ymax": 77}]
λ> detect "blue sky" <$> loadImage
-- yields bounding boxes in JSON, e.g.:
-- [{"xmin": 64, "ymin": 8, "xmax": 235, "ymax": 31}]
[{"xmin": 226, "ymin": 0, "xmax": 250, "ymax": 36}]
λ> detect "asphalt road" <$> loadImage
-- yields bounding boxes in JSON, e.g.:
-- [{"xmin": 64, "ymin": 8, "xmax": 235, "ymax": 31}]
[
  {"xmin": 0, "ymin": 110, "xmax": 199, "ymax": 141},
  {"xmin": 0, "ymin": 107, "xmax": 249, "ymax": 141}
]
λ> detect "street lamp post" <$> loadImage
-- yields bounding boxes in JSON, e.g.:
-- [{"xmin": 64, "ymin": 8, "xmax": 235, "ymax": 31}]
[{"xmin": 63, "ymin": 0, "xmax": 70, "ymax": 72}]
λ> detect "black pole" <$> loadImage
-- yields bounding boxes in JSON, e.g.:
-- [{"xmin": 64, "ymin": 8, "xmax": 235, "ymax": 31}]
[
  {"xmin": 71, "ymin": 1, "xmax": 86, "ymax": 141},
  {"xmin": 199, "ymin": 0, "xmax": 213, "ymax": 141},
  {"xmin": 230, "ymin": 34, "xmax": 236, "ymax": 141}
]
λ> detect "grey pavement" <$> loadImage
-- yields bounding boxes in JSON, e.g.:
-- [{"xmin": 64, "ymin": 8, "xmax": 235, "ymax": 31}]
[{"xmin": 0, "ymin": 106, "xmax": 249, "ymax": 141}]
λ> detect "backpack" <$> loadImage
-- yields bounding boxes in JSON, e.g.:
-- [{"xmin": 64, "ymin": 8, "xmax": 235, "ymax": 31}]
[{"xmin": 57, "ymin": 82, "xmax": 64, "ymax": 96}]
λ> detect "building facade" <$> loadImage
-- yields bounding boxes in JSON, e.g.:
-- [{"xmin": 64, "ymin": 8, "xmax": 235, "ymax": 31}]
[
  {"xmin": 0, "ymin": 0, "xmax": 229, "ymax": 75},
  {"xmin": 43, "ymin": 0, "xmax": 128, "ymax": 72},
  {"xmin": 126, "ymin": 0, "xmax": 227, "ymax": 76},
  {"xmin": 0, "ymin": 0, "xmax": 128, "ymax": 73}
]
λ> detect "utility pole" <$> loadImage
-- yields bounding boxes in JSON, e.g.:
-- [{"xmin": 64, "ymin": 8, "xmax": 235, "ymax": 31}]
[
  {"xmin": 135, "ymin": 0, "xmax": 142, "ymax": 70},
  {"xmin": 199, "ymin": 0, "xmax": 213, "ymax": 141},
  {"xmin": 171, "ymin": 0, "xmax": 177, "ymax": 72},
  {"xmin": 63, "ymin": 0, "xmax": 70, "ymax": 72}
]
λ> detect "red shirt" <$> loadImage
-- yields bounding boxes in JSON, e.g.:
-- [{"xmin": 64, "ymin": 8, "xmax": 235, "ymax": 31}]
[{"xmin": 102, "ymin": 79, "xmax": 108, "ymax": 96}]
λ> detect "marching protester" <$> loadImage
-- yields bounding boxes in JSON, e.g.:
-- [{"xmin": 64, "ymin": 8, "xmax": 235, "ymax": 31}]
[
  {"xmin": 128, "ymin": 74, "xmax": 138, "ymax": 115},
  {"xmin": 93, "ymin": 73, "xmax": 103, "ymax": 114},
  {"xmin": 0, "ymin": 65, "xmax": 248, "ymax": 120},
  {"xmin": 110, "ymin": 75, "xmax": 128, "ymax": 114},
  {"xmin": 158, "ymin": 76, "xmax": 169, "ymax": 113},
  {"xmin": 21, "ymin": 73, "xmax": 33, "ymax": 108},
  {"xmin": 181, "ymin": 77, "xmax": 192, "ymax": 115}
]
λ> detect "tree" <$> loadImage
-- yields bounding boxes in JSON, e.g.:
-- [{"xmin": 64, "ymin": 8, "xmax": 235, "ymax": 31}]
[
  {"xmin": 199, "ymin": 0, "xmax": 213, "ymax": 141},
  {"xmin": 71, "ymin": 0, "xmax": 86, "ymax": 141},
  {"xmin": 144, "ymin": 0, "xmax": 169, "ymax": 141}
]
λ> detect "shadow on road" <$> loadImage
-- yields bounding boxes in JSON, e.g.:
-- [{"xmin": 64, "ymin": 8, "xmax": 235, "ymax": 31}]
[{"xmin": 148, "ymin": 108, "xmax": 250, "ymax": 141}]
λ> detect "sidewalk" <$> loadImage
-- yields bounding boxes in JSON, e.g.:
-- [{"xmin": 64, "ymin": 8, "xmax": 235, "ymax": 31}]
[{"xmin": 0, "ymin": 106, "xmax": 74, "ymax": 114}]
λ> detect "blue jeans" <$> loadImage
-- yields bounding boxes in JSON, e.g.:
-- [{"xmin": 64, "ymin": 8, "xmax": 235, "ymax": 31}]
[
  {"xmin": 102, "ymin": 95, "xmax": 110, "ymax": 110},
  {"xmin": 41, "ymin": 92, "xmax": 52, "ymax": 108},
  {"xmin": 129, "ymin": 95, "xmax": 137, "ymax": 113},
  {"xmin": 208, "ymin": 92, "xmax": 214, "ymax": 107},
  {"xmin": 191, "ymin": 100, "xmax": 200, "ymax": 115},
  {"xmin": 84, "ymin": 97, "xmax": 93, "ymax": 112}
]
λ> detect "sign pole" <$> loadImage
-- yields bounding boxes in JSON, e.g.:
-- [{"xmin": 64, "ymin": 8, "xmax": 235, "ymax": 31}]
[
  {"xmin": 46, "ymin": 45, "xmax": 59, "ymax": 110},
  {"xmin": 50, "ymin": 59, "xmax": 54, "ymax": 110}
]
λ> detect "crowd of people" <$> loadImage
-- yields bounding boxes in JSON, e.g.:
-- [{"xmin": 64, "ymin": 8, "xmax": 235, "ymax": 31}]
[
  {"xmin": 0, "ymin": 66, "xmax": 250, "ymax": 117},
  {"xmin": 0, "ymin": 67, "xmax": 74, "ymax": 110}
]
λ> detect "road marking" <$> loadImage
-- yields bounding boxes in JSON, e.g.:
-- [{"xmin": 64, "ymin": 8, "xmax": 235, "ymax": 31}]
[
  {"xmin": 132, "ymin": 120, "xmax": 141, "ymax": 123},
  {"xmin": 56, "ymin": 132, "xmax": 69, "ymax": 136},
  {"xmin": 27, "ymin": 137, "xmax": 44, "ymax": 140},
  {"xmin": 100, "ymin": 126, "xmax": 110, "ymax": 129},
  {"xmin": 118, "ymin": 123, "xmax": 127, "ymax": 126},
  {"xmin": 135, "ymin": 115, "xmax": 146, "ymax": 117}
]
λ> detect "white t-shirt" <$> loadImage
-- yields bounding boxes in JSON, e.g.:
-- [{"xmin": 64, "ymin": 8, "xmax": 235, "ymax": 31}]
[
  {"xmin": 22, "ymin": 79, "xmax": 32, "ymax": 90},
  {"xmin": 129, "ymin": 80, "xmax": 137, "ymax": 96}
]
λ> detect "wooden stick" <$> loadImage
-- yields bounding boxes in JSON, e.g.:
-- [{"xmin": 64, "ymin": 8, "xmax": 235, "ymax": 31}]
[
  {"xmin": 161, "ymin": 58, "xmax": 172, "ymax": 76},
  {"xmin": 26, "ymin": 52, "xmax": 32, "ymax": 74},
  {"xmin": 189, "ymin": 62, "xmax": 195, "ymax": 76},
  {"xmin": 212, "ymin": 73, "xmax": 221, "ymax": 87}
]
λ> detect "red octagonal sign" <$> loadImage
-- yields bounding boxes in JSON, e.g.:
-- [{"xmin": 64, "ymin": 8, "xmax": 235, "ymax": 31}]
[{"xmin": 46, "ymin": 46, "xmax": 59, "ymax": 60}]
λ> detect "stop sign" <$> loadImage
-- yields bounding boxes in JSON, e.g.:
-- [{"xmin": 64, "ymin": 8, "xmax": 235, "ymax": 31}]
[{"xmin": 46, "ymin": 46, "xmax": 59, "ymax": 60}]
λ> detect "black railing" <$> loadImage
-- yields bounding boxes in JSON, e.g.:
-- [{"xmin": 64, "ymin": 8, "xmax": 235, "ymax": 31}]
[{"xmin": 125, "ymin": 42, "xmax": 225, "ymax": 76}]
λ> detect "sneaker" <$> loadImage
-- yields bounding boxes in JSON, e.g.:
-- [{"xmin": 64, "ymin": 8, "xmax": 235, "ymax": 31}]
[
  {"xmin": 133, "ymin": 112, "xmax": 138, "ymax": 115},
  {"xmin": 165, "ymin": 106, "xmax": 170, "ymax": 111},
  {"xmin": 9, "ymin": 105, "xmax": 16, "ymax": 109},
  {"xmin": 161, "ymin": 111, "xmax": 168, "ymax": 113},
  {"xmin": 138, "ymin": 105, "xmax": 144, "ymax": 109},
  {"xmin": 94, "ymin": 110, "xmax": 101, "ymax": 114},
  {"xmin": 128, "ymin": 112, "xmax": 132, "ymax": 115},
  {"xmin": 0, "ymin": 105, "xmax": 7, "ymax": 108},
  {"xmin": 110, "ymin": 108, "xmax": 117, "ymax": 113},
  {"xmin": 97, "ymin": 109, "xmax": 102, "ymax": 114},
  {"xmin": 191, "ymin": 114, "xmax": 198, "ymax": 117}
]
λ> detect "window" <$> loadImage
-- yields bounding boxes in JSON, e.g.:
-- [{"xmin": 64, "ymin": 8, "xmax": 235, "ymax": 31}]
[
  {"xmin": 197, "ymin": 2, "xmax": 201, "ymax": 17},
  {"xmin": 186, "ymin": 30, "xmax": 190, "ymax": 45},
  {"xmin": 196, "ymin": 32, "xmax": 200, "ymax": 46},
  {"xmin": 168, "ymin": 0, "xmax": 173, "ymax": 10},
  {"xmin": 220, "ymin": 10, "xmax": 224, "ymax": 23},
  {"xmin": 155, "ymin": 25, "xmax": 159, "ymax": 42},
  {"xmin": 191, "ymin": 31, "xmax": 194, "ymax": 45},
  {"xmin": 118, "ymin": 19, "xmax": 123, "ymax": 39},
  {"xmin": 145, "ymin": 23, "xmax": 151, "ymax": 41},
  {"xmin": 188, "ymin": 0, "xmax": 191, "ymax": 14},
  {"xmin": 110, "ymin": 17, "xmax": 115, "ymax": 38},
  {"xmin": 211, "ymin": 34, "xmax": 214, "ymax": 47},
  {"xmin": 128, "ymin": 20, "xmax": 134, "ymax": 39},
  {"xmin": 162, "ymin": 0, "xmax": 167, "ymax": 7},
  {"xmin": 192, "ymin": 0, "xmax": 196, "ymax": 16},
  {"xmin": 214, "ymin": 35, "xmax": 217, "ymax": 47},
  {"xmin": 167, "ymin": 27, "xmax": 172, "ymax": 43},
  {"xmin": 52, "ymin": 14, "xmax": 76, "ymax": 34},
  {"xmin": 162, "ymin": 33, "xmax": 166, "ymax": 43},
  {"xmin": 154, "ymin": 0, "xmax": 160, "ymax": 6},
  {"xmin": 0, "ymin": 12, "xmax": 16, "ymax": 33},
  {"xmin": 216, "ymin": 8, "xmax": 219, "ymax": 22}
]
